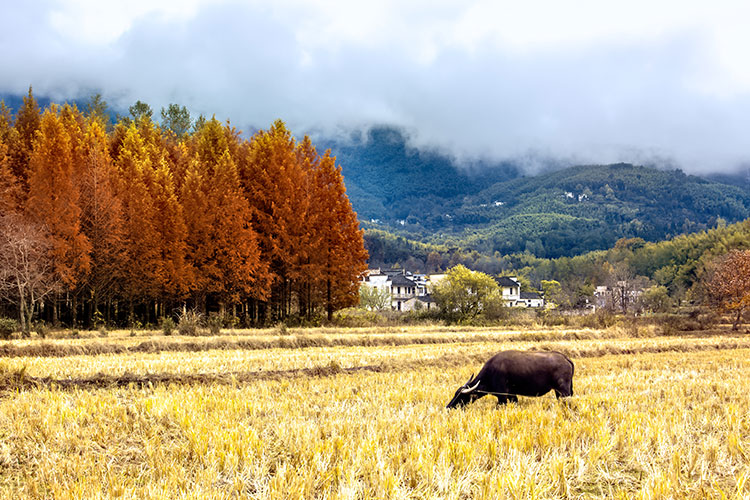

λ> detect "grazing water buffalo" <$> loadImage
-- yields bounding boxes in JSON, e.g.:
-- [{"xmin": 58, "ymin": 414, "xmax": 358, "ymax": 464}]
[{"xmin": 446, "ymin": 350, "xmax": 574, "ymax": 408}]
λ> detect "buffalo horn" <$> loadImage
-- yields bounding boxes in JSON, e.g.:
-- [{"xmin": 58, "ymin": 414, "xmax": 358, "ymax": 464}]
[{"xmin": 460, "ymin": 379, "xmax": 480, "ymax": 394}]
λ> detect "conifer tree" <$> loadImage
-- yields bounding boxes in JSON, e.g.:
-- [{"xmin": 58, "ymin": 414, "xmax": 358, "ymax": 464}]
[
  {"xmin": 150, "ymin": 156, "xmax": 192, "ymax": 307},
  {"xmin": 114, "ymin": 124, "xmax": 162, "ymax": 312},
  {"xmin": 27, "ymin": 105, "xmax": 91, "ymax": 289},
  {"xmin": 241, "ymin": 120, "xmax": 308, "ymax": 319},
  {"xmin": 309, "ymin": 148, "xmax": 368, "ymax": 319},
  {"xmin": 76, "ymin": 118, "xmax": 126, "ymax": 320},
  {"xmin": 182, "ymin": 118, "xmax": 268, "ymax": 312},
  {"xmin": 0, "ymin": 126, "xmax": 22, "ymax": 215},
  {"xmin": 10, "ymin": 86, "xmax": 40, "ymax": 190}
]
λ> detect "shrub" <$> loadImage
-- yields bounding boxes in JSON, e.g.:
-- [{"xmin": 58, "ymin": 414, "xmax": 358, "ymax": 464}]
[
  {"xmin": 35, "ymin": 321, "xmax": 49, "ymax": 339},
  {"xmin": 160, "ymin": 317, "xmax": 175, "ymax": 336},
  {"xmin": 332, "ymin": 308, "xmax": 389, "ymax": 328},
  {"xmin": 577, "ymin": 311, "xmax": 617, "ymax": 329},
  {"xmin": 0, "ymin": 318, "xmax": 18, "ymax": 340},
  {"xmin": 177, "ymin": 309, "xmax": 203, "ymax": 336},
  {"xmin": 206, "ymin": 313, "xmax": 222, "ymax": 336},
  {"xmin": 92, "ymin": 310, "xmax": 105, "ymax": 328},
  {"xmin": 537, "ymin": 311, "xmax": 568, "ymax": 327}
]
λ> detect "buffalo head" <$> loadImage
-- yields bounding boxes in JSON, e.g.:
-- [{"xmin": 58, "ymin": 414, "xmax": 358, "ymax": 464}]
[{"xmin": 446, "ymin": 373, "xmax": 481, "ymax": 408}]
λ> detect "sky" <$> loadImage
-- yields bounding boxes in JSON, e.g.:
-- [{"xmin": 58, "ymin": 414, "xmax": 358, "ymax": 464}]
[{"xmin": 3, "ymin": 0, "xmax": 750, "ymax": 173}]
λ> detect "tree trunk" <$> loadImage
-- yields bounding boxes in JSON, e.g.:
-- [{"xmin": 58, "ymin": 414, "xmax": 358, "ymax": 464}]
[
  {"xmin": 733, "ymin": 309, "xmax": 742, "ymax": 330},
  {"xmin": 327, "ymin": 278, "xmax": 333, "ymax": 322},
  {"xmin": 52, "ymin": 294, "xmax": 59, "ymax": 327}
]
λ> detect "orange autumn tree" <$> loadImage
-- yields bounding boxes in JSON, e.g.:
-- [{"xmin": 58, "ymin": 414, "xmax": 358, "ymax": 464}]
[
  {"xmin": 241, "ymin": 122, "xmax": 367, "ymax": 321},
  {"xmin": 241, "ymin": 120, "xmax": 310, "ymax": 320},
  {"xmin": 26, "ymin": 105, "xmax": 91, "ymax": 323},
  {"xmin": 139, "ymin": 118, "xmax": 192, "ymax": 312},
  {"xmin": 308, "ymin": 146, "xmax": 368, "ymax": 320},
  {"xmin": 114, "ymin": 123, "xmax": 164, "ymax": 317},
  {"xmin": 0, "ymin": 107, "xmax": 23, "ymax": 215},
  {"xmin": 182, "ymin": 118, "xmax": 268, "ymax": 313},
  {"xmin": 76, "ymin": 117, "xmax": 127, "ymax": 322},
  {"xmin": 2, "ymin": 94, "xmax": 368, "ymax": 327},
  {"xmin": 10, "ymin": 87, "xmax": 40, "ymax": 192},
  {"xmin": 704, "ymin": 249, "xmax": 750, "ymax": 330},
  {"xmin": 150, "ymin": 156, "xmax": 192, "ymax": 310}
]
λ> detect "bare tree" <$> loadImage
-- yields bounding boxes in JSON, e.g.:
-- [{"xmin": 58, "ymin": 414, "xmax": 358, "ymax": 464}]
[
  {"xmin": 0, "ymin": 215, "xmax": 61, "ymax": 332},
  {"xmin": 604, "ymin": 262, "xmax": 650, "ymax": 314}
]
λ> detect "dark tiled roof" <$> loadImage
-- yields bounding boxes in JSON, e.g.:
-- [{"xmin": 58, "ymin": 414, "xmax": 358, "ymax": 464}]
[
  {"xmin": 520, "ymin": 292, "xmax": 542, "ymax": 300},
  {"xmin": 383, "ymin": 268, "xmax": 407, "ymax": 277},
  {"xmin": 391, "ymin": 274, "xmax": 416, "ymax": 286},
  {"xmin": 496, "ymin": 276, "xmax": 519, "ymax": 287}
]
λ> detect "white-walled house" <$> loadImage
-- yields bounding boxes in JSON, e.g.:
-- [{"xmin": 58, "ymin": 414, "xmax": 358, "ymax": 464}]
[
  {"xmin": 496, "ymin": 276, "xmax": 521, "ymax": 305},
  {"xmin": 495, "ymin": 276, "xmax": 545, "ymax": 308},
  {"xmin": 360, "ymin": 269, "xmax": 439, "ymax": 312}
]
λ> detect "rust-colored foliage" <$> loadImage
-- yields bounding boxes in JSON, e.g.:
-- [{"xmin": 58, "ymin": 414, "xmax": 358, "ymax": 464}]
[
  {"xmin": 704, "ymin": 249, "xmax": 750, "ymax": 329},
  {"xmin": 240, "ymin": 120, "xmax": 310, "ymax": 317},
  {"xmin": 114, "ymin": 123, "xmax": 164, "ymax": 304},
  {"xmin": 182, "ymin": 118, "xmax": 268, "ymax": 307},
  {"xmin": 9, "ymin": 87, "xmax": 40, "ymax": 190},
  {"xmin": 76, "ymin": 118, "xmax": 127, "ymax": 311},
  {"xmin": 1, "ymin": 99, "xmax": 367, "ymax": 326},
  {"xmin": 0, "ymin": 124, "xmax": 23, "ymax": 215},
  {"xmin": 308, "ymin": 147, "xmax": 368, "ymax": 319},
  {"xmin": 27, "ymin": 105, "xmax": 91, "ymax": 288}
]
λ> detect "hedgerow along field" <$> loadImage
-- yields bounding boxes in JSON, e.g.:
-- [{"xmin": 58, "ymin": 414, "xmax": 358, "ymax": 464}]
[{"xmin": 1, "ymin": 325, "xmax": 749, "ymax": 499}]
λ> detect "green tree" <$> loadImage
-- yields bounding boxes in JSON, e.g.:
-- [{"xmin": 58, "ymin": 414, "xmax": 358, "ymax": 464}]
[
  {"xmin": 640, "ymin": 285, "xmax": 673, "ymax": 313},
  {"xmin": 541, "ymin": 279, "xmax": 563, "ymax": 307},
  {"xmin": 160, "ymin": 104, "xmax": 192, "ymax": 138},
  {"xmin": 129, "ymin": 100, "xmax": 153, "ymax": 124},
  {"xmin": 433, "ymin": 264, "xmax": 499, "ymax": 320},
  {"xmin": 85, "ymin": 93, "xmax": 110, "ymax": 130},
  {"xmin": 359, "ymin": 285, "xmax": 391, "ymax": 311}
]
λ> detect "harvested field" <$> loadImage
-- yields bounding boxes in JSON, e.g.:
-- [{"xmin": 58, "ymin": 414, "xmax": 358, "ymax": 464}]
[{"xmin": 0, "ymin": 326, "xmax": 748, "ymax": 499}]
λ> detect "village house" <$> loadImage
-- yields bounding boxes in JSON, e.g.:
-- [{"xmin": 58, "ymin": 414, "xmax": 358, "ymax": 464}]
[
  {"xmin": 360, "ymin": 269, "xmax": 438, "ymax": 312},
  {"xmin": 495, "ymin": 276, "xmax": 545, "ymax": 308},
  {"xmin": 361, "ymin": 269, "xmax": 544, "ymax": 311}
]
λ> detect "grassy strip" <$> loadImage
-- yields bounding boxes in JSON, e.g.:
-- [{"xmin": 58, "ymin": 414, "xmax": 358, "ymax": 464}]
[
  {"xmin": 3, "ymin": 337, "xmax": 748, "ymax": 394},
  {"xmin": 0, "ymin": 327, "xmax": 733, "ymax": 359}
]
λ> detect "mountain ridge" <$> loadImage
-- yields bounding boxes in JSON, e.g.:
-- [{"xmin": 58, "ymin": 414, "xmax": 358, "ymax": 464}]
[{"xmin": 329, "ymin": 128, "xmax": 750, "ymax": 263}]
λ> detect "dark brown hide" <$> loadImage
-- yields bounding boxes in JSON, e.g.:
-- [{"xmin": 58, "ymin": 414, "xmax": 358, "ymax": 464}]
[{"xmin": 446, "ymin": 350, "xmax": 574, "ymax": 408}]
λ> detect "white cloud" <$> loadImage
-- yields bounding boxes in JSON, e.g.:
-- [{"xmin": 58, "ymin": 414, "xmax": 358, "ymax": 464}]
[{"xmin": 3, "ymin": 0, "xmax": 750, "ymax": 172}]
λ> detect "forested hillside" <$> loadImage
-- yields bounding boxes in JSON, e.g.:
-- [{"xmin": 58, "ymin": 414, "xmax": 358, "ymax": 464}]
[
  {"xmin": 455, "ymin": 163, "xmax": 750, "ymax": 258},
  {"xmin": 325, "ymin": 126, "xmax": 520, "ymax": 222},
  {"xmin": 356, "ymin": 158, "xmax": 750, "ymax": 260}
]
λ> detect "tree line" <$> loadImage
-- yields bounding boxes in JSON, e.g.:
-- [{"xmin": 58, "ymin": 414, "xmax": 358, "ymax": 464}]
[{"xmin": 0, "ymin": 89, "xmax": 367, "ymax": 331}]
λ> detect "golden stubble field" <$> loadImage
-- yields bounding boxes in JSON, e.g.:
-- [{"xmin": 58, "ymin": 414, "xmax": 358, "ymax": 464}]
[{"xmin": 0, "ymin": 325, "xmax": 749, "ymax": 499}]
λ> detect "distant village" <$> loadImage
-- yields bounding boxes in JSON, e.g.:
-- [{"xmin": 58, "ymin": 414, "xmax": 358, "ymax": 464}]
[
  {"xmin": 360, "ymin": 269, "xmax": 545, "ymax": 312},
  {"xmin": 361, "ymin": 268, "xmax": 647, "ymax": 313}
]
